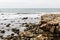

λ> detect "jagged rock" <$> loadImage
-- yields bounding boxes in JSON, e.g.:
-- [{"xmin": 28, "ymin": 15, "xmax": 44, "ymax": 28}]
[
  {"xmin": 49, "ymin": 26, "xmax": 55, "ymax": 33},
  {"xmin": 19, "ymin": 31, "xmax": 34, "ymax": 38},
  {"xmin": 41, "ymin": 14, "xmax": 55, "ymax": 23},
  {"xmin": 36, "ymin": 34, "xmax": 48, "ymax": 40}
]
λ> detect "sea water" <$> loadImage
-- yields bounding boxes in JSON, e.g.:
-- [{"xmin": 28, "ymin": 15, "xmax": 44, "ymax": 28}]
[{"xmin": 0, "ymin": 8, "xmax": 60, "ymax": 13}]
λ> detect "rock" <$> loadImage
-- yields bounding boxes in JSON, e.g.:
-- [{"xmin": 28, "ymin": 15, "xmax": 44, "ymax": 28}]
[
  {"xmin": 47, "ymin": 20, "xmax": 59, "ymax": 26},
  {"xmin": 1, "ymin": 30, "xmax": 5, "ymax": 33},
  {"xmin": 19, "ymin": 31, "xmax": 34, "ymax": 38},
  {"xmin": 6, "ymin": 23, "xmax": 11, "ymax": 27},
  {"xmin": 12, "ymin": 28, "xmax": 19, "ymax": 34},
  {"xmin": 11, "ymin": 33, "xmax": 14, "ymax": 36},
  {"xmin": 22, "ymin": 17, "xmax": 28, "ymax": 20},
  {"xmin": 41, "ymin": 14, "xmax": 54, "ymax": 23},
  {"xmin": 40, "ymin": 24, "xmax": 47, "ymax": 28},
  {"xmin": 36, "ymin": 34, "xmax": 48, "ymax": 40},
  {"xmin": 30, "ymin": 38, "xmax": 36, "ymax": 40},
  {"xmin": 49, "ymin": 26, "xmax": 55, "ymax": 33},
  {"xmin": 40, "ymin": 24, "xmax": 50, "ymax": 31}
]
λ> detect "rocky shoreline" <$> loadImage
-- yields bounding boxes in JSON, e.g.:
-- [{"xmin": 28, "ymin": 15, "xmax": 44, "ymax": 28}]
[
  {"xmin": 19, "ymin": 14, "xmax": 60, "ymax": 40},
  {"xmin": 1, "ymin": 14, "xmax": 60, "ymax": 40}
]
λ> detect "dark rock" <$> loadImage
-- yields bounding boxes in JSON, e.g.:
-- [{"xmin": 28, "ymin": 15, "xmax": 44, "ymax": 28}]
[
  {"xmin": 12, "ymin": 28, "xmax": 19, "ymax": 34},
  {"xmin": 11, "ymin": 33, "xmax": 14, "ymax": 36},
  {"xmin": 1, "ymin": 30, "xmax": 5, "ymax": 33},
  {"xmin": 22, "ymin": 17, "xmax": 28, "ymax": 20},
  {"xmin": 6, "ymin": 23, "xmax": 11, "ymax": 27}
]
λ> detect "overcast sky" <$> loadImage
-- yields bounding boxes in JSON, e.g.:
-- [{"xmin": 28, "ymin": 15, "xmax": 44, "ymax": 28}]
[{"xmin": 0, "ymin": 0, "xmax": 60, "ymax": 8}]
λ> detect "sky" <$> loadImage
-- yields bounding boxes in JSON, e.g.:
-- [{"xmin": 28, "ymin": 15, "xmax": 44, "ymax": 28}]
[{"xmin": 0, "ymin": 0, "xmax": 60, "ymax": 8}]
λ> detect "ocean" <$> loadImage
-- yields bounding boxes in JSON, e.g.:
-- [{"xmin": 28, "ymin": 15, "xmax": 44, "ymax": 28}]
[{"xmin": 0, "ymin": 8, "xmax": 60, "ymax": 13}]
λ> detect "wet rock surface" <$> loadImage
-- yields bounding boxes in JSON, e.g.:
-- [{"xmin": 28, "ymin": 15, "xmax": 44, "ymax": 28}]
[{"xmin": 0, "ymin": 13, "xmax": 41, "ymax": 40}]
